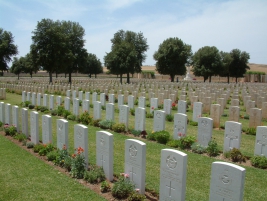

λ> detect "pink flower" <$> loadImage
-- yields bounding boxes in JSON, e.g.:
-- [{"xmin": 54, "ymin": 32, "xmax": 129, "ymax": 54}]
[
  {"xmin": 135, "ymin": 188, "xmax": 140, "ymax": 192},
  {"xmin": 151, "ymin": 106, "xmax": 154, "ymax": 110}
]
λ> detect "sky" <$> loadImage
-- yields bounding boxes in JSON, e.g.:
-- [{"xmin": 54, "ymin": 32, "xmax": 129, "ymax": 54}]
[{"xmin": 1, "ymin": 0, "xmax": 267, "ymax": 66}]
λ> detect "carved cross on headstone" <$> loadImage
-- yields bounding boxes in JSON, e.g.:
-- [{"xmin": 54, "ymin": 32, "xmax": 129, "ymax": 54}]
[
  {"xmin": 166, "ymin": 181, "xmax": 175, "ymax": 197},
  {"xmin": 226, "ymin": 129, "xmax": 238, "ymax": 149},
  {"xmin": 130, "ymin": 166, "xmax": 136, "ymax": 182},
  {"xmin": 257, "ymin": 134, "xmax": 267, "ymax": 155}
]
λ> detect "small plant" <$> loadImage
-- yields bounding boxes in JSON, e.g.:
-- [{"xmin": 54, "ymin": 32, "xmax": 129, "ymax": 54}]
[
  {"xmin": 39, "ymin": 143, "xmax": 55, "ymax": 156},
  {"xmin": 111, "ymin": 176, "xmax": 135, "ymax": 199},
  {"xmin": 57, "ymin": 105, "xmax": 65, "ymax": 116},
  {"xmin": 130, "ymin": 108, "xmax": 135, "ymax": 116},
  {"xmin": 99, "ymin": 119, "xmax": 115, "ymax": 129},
  {"xmin": 23, "ymin": 101, "xmax": 31, "ymax": 107},
  {"xmin": 229, "ymin": 148, "xmax": 246, "ymax": 163},
  {"xmin": 191, "ymin": 142, "xmax": 207, "ymax": 154},
  {"xmin": 147, "ymin": 132, "xmax": 156, "ymax": 141},
  {"xmin": 55, "ymin": 145, "xmax": 69, "ymax": 167},
  {"xmin": 4, "ymin": 124, "xmax": 17, "ymax": 136},
  {"xmin": 70, "ymin": 147, "xmax": 86, "ymax": 179},
  {"xmin": 131, "ymin": 129, "xmax": 141, "ymax": 137},
  {"xmin": 179, "ymin": 135, "xmax": 196, "ymax": 149},
  {"xmin": 246, "ymin": 127, "xmax": 256, "ymax": 135},
  {"xmin": 26, "ymin": 142, "xmax": 35, "ymax": 148},
  {"xmin": 67, "ymin": 114, "xmax": 76, "ymax": 121},
  {"xmin": 140, "ymin": 130, "xmax": 147, "ymax": 138},
  {"xmin": 146, "ymin": 112, "xmax": 153, "ymax": 118},
  {"xmin": 33, "ymin": 144, "xmax": 45, "ymax": 153},
  {"xmin": 166, "ymin": 139, "xmax": 180, "ymax": 148},
  {"xmin": 189, "ymin": 121, "xmax": 198, "ymax": 126},
  {"xmin": 166, "ymin": 114, "xmax": 174, "ymax": 122},
  {"xmin": 101, "ymin": 105, "xmax": 106, "ymax": 110},
  {"xmin": 50, "ymin": 109, "xmax": 58, "ymax": 116},
  {"xmin": 220, "ymin": 124, "xmax": 225, "ymax": 130},
  {"xmin": 154, "ymin": 130, "xmax": 170, "ymax": 144},
  {"xmin": 206, "ymin": 140, "xmax": 220, "ymax": 157},
  {"xmin": 171, "ymin": 102, "xmax": 177, "ymax": 110},
  {"xmin": 84, "ymin": 166, "xmax": 105, "ymax": 184},
  {"xmin": 158, "ymin": 104, "xmax": 163, "ymax": 109},
  {"xmin": 112, "ymin": 123, "xmax": 126, "ymax": 133},
  {"xmin": 47, "ymin": 150, "xmax": 58, "ymax": 161},
  {"xmin": 28, "ymin": 104, "xmax": 35, "ymax": 109},
  {"xmin": 100, "ymin": 180, "xmax": 111, "ymax": 193},
  {"xmin": 0, "ymin": 121, "xmax": 3, "ymax": 127},
  {"xmin": 79, "ymin": 111, "xmax": 92, "ymax": 125},
  {"xmin": 92, "ymin": 119, "xmax": 101, "ymax": 127},
  {"xmin": 251, "ymin": 156, "xmax": 267, "ymax": 169},
  {"xmin": 134, "ymin": 99, "xmax": 138, "ymax": 105},
  {"xmin": 221, "ymin": 113, "xmax": 228, "ymax": 117},
  {"xmin": 14, "ymin": 133, "xmax": 27, "ymax": 142},
  {"xmin": 244, "ymin": 114, "xmax": 249, "ymax": 119},
  {"xmin": 146, "ymin": 103, "xmax": 150, "ymax": 107},
  {"xmin": 128, "ymin": 191, "xmax": 146, "ymax": 201},
  {"xmin": 40, "ymin": 106, "xmax": 49, "ymax": 112},
  {"xmin": 63, "ymin": 110, "xmax": 71, "ymax": 119}
]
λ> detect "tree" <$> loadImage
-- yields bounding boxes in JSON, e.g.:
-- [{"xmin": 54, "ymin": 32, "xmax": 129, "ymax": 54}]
[
  {"xmin": 80, "ymin": 53, "xmax": 102, "ymax": 78},
  {"xmin": 31, "ymin": 19, "xmax": 63, "ymax": 83},
  {"xmin": 153, "ymin": 37, "xmax": 192, "ymax": 82},
  {"xmin": 192, "ymin": 46, "xmax": 222, "ymax": 82},
  {"xmin": 104, "ymin": 41, "xmax": 137, "ymax": 84},
  {"xmin": 219, "ymin": 51, "xmax": 232, "ymax": 83},
  {"xmin": 24, "ymin": 53, "xmax": 39, "ymax": 78},
  {"xmin": 106, "ymin": 30, "xmax": 148, "ymax": 83},
  {"xmin": 229, "ymin": 49, "xmax": 250, "ymax": 83},
  {"xmin": 10, "ymin": 57, "xmax": 24, "ymax": 79},
  {"xmin": 0, "ymin": 28, "xmax": 18, "ymax": 74}
]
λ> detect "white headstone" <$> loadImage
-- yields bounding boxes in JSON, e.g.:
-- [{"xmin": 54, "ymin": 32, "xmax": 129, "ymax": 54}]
[
  {"xmin": 164, "ymin": 99, "xmax": 172, "ymax": 115},
  {"xmin": 100, "ymin": 93, "xmax": 106, "ymax": 106},
  {"xmin": 197, "ymin": 117, "xmax": 213, "ymax": 147},
  {"xmin": 74, "ymin": 124, "xmax": 88, "ymax": 167},
  {"xmin": 138, "ymin": 96, "xmax": 146, "ymax": 108},
  {"xmin": 109, "ymin": 94, "xmax": 115, "ymax": 104},
  {"xmin": 12, "ymin": 105, "xmax": 19, "ymax": 130},
  {"xmin": 43, "ymin": 94, "xmax": 48, "ymax": 107},
  {"xmin": 73, "ymin": 98, "xmax": 80, "ymax": 116},
  {"xmin": 160, "ymin": 149, "xmax": 187, "ymax": 201},
  {"xmin": 153, "ymin": 110, "xmax": 166, "ymax": 132},
  {"xmin": 30, "ymin": 111, "xmax": 39, "ymax": 144},
  {"xmin": 254, "ymin": 126, "xmax": 267, "ymax": 157},
  {"xmin": 209, "ymin": 162, "xmax": 246, "ymax": 201},
  {"xmin": 150, "ymin": 98, "xmax": 158, "ymax": 113},
  {"xmin": 125, "ymin": 139, "xmax": 146, "ymax": 194},
  {"xmin": 119, "ymin": 105, "xmax": 129, "ymax": 130},
  {"xmin": 37, "ymin": 93, "xmax": 41, "ymax": 106},
  {"xmin": 223, "ymin": 121, "xmax": 242, "ymax": 152},
  {"xmin": 5, "ymin": 103, "xmax": 11, "ymax": 125},
  {"xmin": 85, "ymin": 92, "xmax": 90, "ymax": 101},
  {"xmin": 57, "ymin": 119, "xmax": 68, "ymax": 150},
  {"xmin": 93, "ymin": 101, "xmax": 101, "ymax": 120},
  {"xmin": 178, "ymin": 100, "xmax": 187, "ymax": 114},
  {"xmin": 106, "ymin": 103, "xmax": 114, "ymax": 121},
  {"xmin": 49, "ymin": 95, "xmax": 54, "ymax": 110},
  {"xmin": 118, "ymin": 94, "xmax": 124, "ymax": 106},
  {"xmin": 64, "ymin": 97, "xmax": 70, "ymax": 111},
  {"xmin": 0, "ymin": 102, "xmax": 4, "ymax": 123},
  {"xmin": 82, "ymin": 99, "xmax": 89, "ymax": 113},
  {"xmin": 96, "ymin": 131, "xmax": 114, "ymax": 181},
  {"xmin": 42, "ymin": 115, "xmax": 52, "ymax": 144},
  {"xmin": 173, "ymin": 113, "xmax": 187, "ymax": 140},
  {"xmin": 135, "ymin": 107, "xmax": 146, "ymax": 131},
  {"xmin": 21, "ymin": 108, "xmax": 28, "ymax": 137},
  {"xmin": 193, "ymin": 102, "xmax": 202, "ymax": 122}
]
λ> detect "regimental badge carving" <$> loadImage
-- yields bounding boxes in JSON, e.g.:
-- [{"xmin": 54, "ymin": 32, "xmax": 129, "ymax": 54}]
[
  {"xmin": 201, "ymin": 120, "xmax": 208, "ymax": 127},
  {"xmin": 100, "ymin": 134, "xmax": 105, "ymax": 146},
  {"xmin": 219, "ymin": 169, "xmax": 232, "ymax": 185},
  {"xmin": 166, "ymin": 155, "xmax": 177, "ymax": 170},
  {"xmin": 129, "ymin": 144, "xmax": 137, "ymax": 158}
]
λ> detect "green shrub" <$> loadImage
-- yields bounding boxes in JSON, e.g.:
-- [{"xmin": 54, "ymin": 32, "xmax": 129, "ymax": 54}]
[
  {"xmin": 84, "ymin": 166, "xmax": 105, "ymax": 184},
  {"xmin": 99, "ymin": 119, "xmax": 115, "ymax": 129},
  {"xmin": 100, "ymin": 180, "xmax": 111, "ymax": 193},
  {"xmin": 111, "ymin": 177, "xmax": 134, "ymax": 199},
  {"xmin": 146, "ymin": 103, "xmax": 150, "ymax": 107},
  {"xmin": 130, "ymin": 129, "xmax": 141, "ymax": 137},
  {"xmin": 158, "ymin": 104, "xmax": 163, "ymax": 109},
  {"xmin": 230, "ymin": 148, "xmax": 246, "ymax": 163},
  {"xmin": 189, "ymin": 121, "xmax": 198, "ymax": 126},
  {"xmin": 130, "ymin": 108, "xmax": 135, "ymax": 116},
  {"xmin": 55, "ymin": 146, "xmax": 69, "ymax": 167},
  {"xmin": 179, "ymin": 135, "xmax": 196, "ymax": 149},
  {"xmin": 57, "ymin": 105, "xmax": 65, "ymax": 116},
  {"xmin": 33, "ymin": 144, "xmax": 45, "ymax": 153},
  {"xmin": 206, "ymin": 140, "xmax": 220, "ymax": 157},
  {"xmin": 4, "ymin": 124, "xmax": 17, "ymax": 136},
  {"xmin": 26, "ymin": 142, "xmax": 35, "ymax": 148},
  {"xmin": 134, "ymin": 99, "xmax": 138, "ymax": 105},
  {"xmin": 112, "ymin": 123, "xmax": 126, "ymax": 133},
  {"xmin": 251, "ymin": 156, "xmax": 267, "ymax": 169},
  {"xmin": 154, "ymin": 130, "xmax": 170, "ymax": 144},
  {"xmin": 47, "ymin": 150, "xmax": 58, "ymax": 161},
  {"xmin": 50, "ymin": 109, "xmax": 58, "ymax": 116},
  {"xmin": 0, "ymin": 121, "xmax": 3, "ymax": 127},
  {"xmin": 67, "ymin": 114, "xmax": 76, "ymax": 121},
  {"xmin": 39, "ymin": 143, "xmax": 55, "ymax": 156},
  {"xmin": 191, "ymin": 142, "xmax": 207, "ymax": 154},
  {"xmin": 166, "ymin": 140, "xmax": 180, "ymax": 148},
  {"xmin": 220, "ymin": 124, "xmax": 225, "ymax": 129},
  {"xmin": 23, "ymin": 101, "xmax": 31, "ymax": 107},
  {"xmin": 63, "ymin": 110, "xmax": 71, "ymax": 119},
  {"xmin": 92, "ymin": 119, "xmax": 101, "ymax": 127},
  {"xmin": 28, "ymin": 104, "xmax": 35, "ymax": 109},
  {"xmin": 70, "ymin": 147, "xmax": 86, "ymax": 179},
  {"xmin": 246, "ymin": 127, "xmax": 256, "ymax": 135},
  {"xmin": 14, "ymin": 133, "xmax": 27, "ymax": 142},
  {"xmin": 166, "ymin": 114, "xmax": 174, "ymax": 122},
  {"xmin": 221, "ymin": 113, "xmax": 227, "ymax": 117},
  {"xmin": 79, "ymin": 111, "xmax": 92, "ymax": 125},
  {"xmin": 128, "ymin": 191, "xmax": 146, "ymax": 201},
  {"xmin": 244, "ymin": 114, "xmax": 249, "ymax": 119},
  {"xmin": 147, "ymin": 132, "xmax": 156, "ymax": 141},
  {"xmin": 40, "ymin": 106, "xmax": 49, "ymax": 112}
]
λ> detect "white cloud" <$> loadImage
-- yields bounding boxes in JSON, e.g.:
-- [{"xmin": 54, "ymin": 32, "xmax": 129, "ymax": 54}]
[{"xmin": 105, "ymin": 0, "xmax": 142, "ymax": 12}]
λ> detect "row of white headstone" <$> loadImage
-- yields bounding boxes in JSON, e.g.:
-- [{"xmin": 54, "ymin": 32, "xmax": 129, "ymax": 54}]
[{"xmin": 0, "ymin": 101, "xmax": 247, "ymax": 200}]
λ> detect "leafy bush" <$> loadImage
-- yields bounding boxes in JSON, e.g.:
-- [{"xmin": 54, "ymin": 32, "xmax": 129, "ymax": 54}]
[
  {"xmin": 246, "ymin": 127, "xmax": 256, "ymax": 135},
  {"xmin": 23, "ymin": 101, "xmax": 31, "ymax": 107},
  {"xmin": 147, "ymin": 132, "xmax": 156, "ymax": 141},
  {"xmin": 146, "ymin": 112, "xmax": 153, "ymax": 118},
  {"xmin": 54, "ymin": 145, "xmax": 69, "ymax": 167},
  {"xmin": 130, "ymin": 108, "xmax": 135, "ymax": 116},
  {"xmin": 40, "ymin": 106, "xmax": 49, "ymax": 112},
  {"xmin": 244, "ymin": 114, "xmax": 249, "ymax": 120},
  {"xmin": 154, "ymin": 130, "xmax": 170, "ymax": 144},
  {"xmin": 26, "ymin": 142, "xmax": 35, "ymax": 148},
  {"xmin": 191, "ymin": 142, "xmax": 207, "ymax": 154},
  {"xmin": 189, "ymin": 121, "xmax": 198, "ymax": 126},
  {"xmin": 130, "ymin": 129, "xmax": 141, "ymax": 137},
  {"xmin": 112, "ymin": 123, "xmax": 126, "ymax": 133},
  {"xmin": 166, "ymin": 114, "xmax": 174, "ymax": 122},
  {"xmin": 220, "ymin": 124, "xmax": 225, "ymax": 130},
  {"xmin": 4, "ymin": 124, "xmax": 17, "ymax": 136},
  {"xmin": 251, "ymin": 156, "xmax": 267, "ymax": 169},
  {"xmin": 47, "ymin": 150, "xmax": 58, "ymax": 161},
  {"xmin": 221, "ymin": 113, "xmax": 227, "ymax": 117},
  {"xmin": 50, "ymin": 109, "xmax": 58, "ymax": 116},
  {"xmin": 92, "ymin": 119, "xmax": 101, "ymax": 127},
  {"xmin": 57, "ymin": 105, "xmax": 65, "ymax": 116},
  {"xmin": 84, "ymin": 166, "xmax": 105, "ymax": 184},
  {"xmin": 14, "ymin": 133, "xmax": 27, "ymax": 142},
  {"xmin": 100, "ymin": 180, "xmax": 111, "ymax": 193},
  {"xmin": 99, "ymin": 119, "xmax": 115, "ymax": 129},
  {"xmin": 39, "ymin": 143, "xmax": 55, "ymax": 156},
  {"xmin": 166, "ymin": 140, "xmax": 180, "ymax": 148},
  {"xmin": 229, "ymin": 148, "xmax": 246, "ymax": 163},
  {"xmin": 111, "ymin": 176, "xmax": 134, "ymax": 199},
  {"xmin": 128, "ymin": 191, "xmax": 146, "ymax": 201},
  {"xmin": 79, "ymin": 111, "xmax": 92, "ymax": 125},
  {"xmin": 206, "ymin": 140, "xmax": 220, "ymax": 157},
  {"xmin": 134, "ymin": 99, "xmax": 138, "ymax": 105},
  {"xmin": 28, "ymin": 104, "xmax": 35, "ymax": 109},
  {"xmin": 67, "ymin": 114, "xmax": 76, "ymax": 121},
  {"xmin": 33, "ymin": 144, "xmax": 45, "ymax": 153},
  {"xmin": 158, "ymin": 104, "xmax": 163, "ymax": 109},
  {"xmin": 179, "ymin": 135, "xmax": 196, "ymax": 149},
  {"xmin": 70, "ymin": 147, "xmax": 86, "ymax": 179},
  {"xmin": 0, "ymin": 121, "xmax": 2, "ymax": 127}
]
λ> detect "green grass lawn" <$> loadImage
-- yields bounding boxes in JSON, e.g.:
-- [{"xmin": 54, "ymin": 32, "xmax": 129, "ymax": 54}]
[
  {"xmin": 0, "ymin": 134, "xmax": 106, "ymax": 201},
  {"xmin": 1, "ymin": 92, "xmax": 267, "ymax": 201}
]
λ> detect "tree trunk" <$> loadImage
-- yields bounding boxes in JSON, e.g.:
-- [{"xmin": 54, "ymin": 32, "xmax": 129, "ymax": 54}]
[
  {"xmin": 49, "ymin": 72, "xmax": 52, "ymax": 83},
  {"xmin": 56, "ymin": 72, "xmax": 58, "ymax": 78},
  {"xmin": 203, "ymin": 77, "xmax": 206, "ymax": 82},
  {"xmin": 95, "ymin": 74, "xmax": 97, "ymax": 78},
  {"xmin": 30, "ymin": 73, "xmax": 32, "ymax": 78},
  {"xmin": 89, "ymin": 74, "xmax": 91, "ymax": 78},
  {"xmin": 65, "ymin": 73, "xmax": 67, "ymax": 78},
  {"xmin": 235, "ymin": 77, "xmax": 238, "ymax": 83},
  {"xmin": 18, "ymin": 74, "xmax": 19, "ymax": 80},
  {"xmin": 227, "ymin": 75, "xmax": 230, "ymax": 84},
  {"xmin": 170, "ymin": 74, "xmax": 174, "ymax": 82},
  {"xmin": 209, "ymin": 76, "xmax": 211, "ymax": 82},
  {"xmin": 127, "ymin": 72, "xmax": 130, "ymax": 84},
  {"xmin": 68, "ymin": 72, "xmax": 72, "ymax": 84},
  {"xmin": 120, "ymin": 74, "xmax": 122, "ymax": 84}
]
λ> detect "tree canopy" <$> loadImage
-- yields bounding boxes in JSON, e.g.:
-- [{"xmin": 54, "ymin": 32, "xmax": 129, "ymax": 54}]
[
  {"xmin": 191, "ymin": 46, "xmax": 222, "ymax": 82},
  {"xmin": 105, "ymin": 30, "xmax": 148, "ymax": 83},
  {"xmin": 153, "ymin": 37, "xmax": 192, "ymax": 82},
  {"xmin": 80, "ymin": 53, "xmax": 103, "ymax": 78},
  {"xmin": 229, "ymin": 49, "xmax": 250, "ymax": 83},
  {"xmin": 0, "ymin": 28, "xmax": 18, "ymax": 73},
  {"xmin": 10, "ymin": 57, "xmax": 24, "ymax": 79}
]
